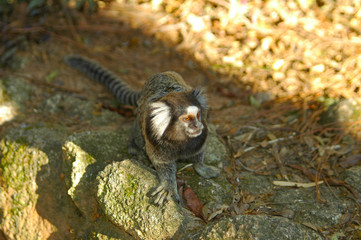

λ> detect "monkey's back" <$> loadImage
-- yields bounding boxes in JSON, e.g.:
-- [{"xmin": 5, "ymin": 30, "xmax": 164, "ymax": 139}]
[{"xmin": 138, "ymin": 71, "xmax": 191, "ymax": 106}]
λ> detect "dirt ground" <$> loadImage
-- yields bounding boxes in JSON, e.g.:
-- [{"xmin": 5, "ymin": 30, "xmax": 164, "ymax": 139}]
[{"xmin": 1, "ymin": 1, "xmax": 361, "ymax": 239}]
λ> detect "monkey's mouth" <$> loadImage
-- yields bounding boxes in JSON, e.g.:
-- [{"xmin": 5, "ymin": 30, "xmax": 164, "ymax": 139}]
[{"xmin": 186, "ymin": 129, "xmax": 202, "ymax": 138}]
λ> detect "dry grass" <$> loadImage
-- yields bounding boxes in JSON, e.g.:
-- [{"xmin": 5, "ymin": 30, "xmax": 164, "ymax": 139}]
[{"xmin": 107, "ymin": 0, "xmax": 361, "ymax": 99}]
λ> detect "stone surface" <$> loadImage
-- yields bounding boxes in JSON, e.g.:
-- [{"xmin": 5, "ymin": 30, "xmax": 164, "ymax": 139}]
[
  {"xmin": 234, "ymin": 170, "xmax": 359, "ymax": 228},
  {"xmin": 62, "ymin": 130, "xmax": 130, "ymax": 217},
  {"xmin": 320, "ymin": 98, "xmax": 361, "ymax": 138},
  {"xmin": 0, "ymin": 78, "xmax": 34, "ymax": 124},
  {"xmin": 97, "ymin": 160, "xmax": 203, "ymax": 240},
  {"xmin": 0, "ymin": 125, "xmax": 133, "ymax": 240},
  {"xmin": 192, "ymin": 215, "xmax": 322, "ymax": 239},
  {"xmin": 178, "ymin": 170, "xmax": 234, "ymax": 218},
  {"xmin": 62, "ymin": 130, "xmax": 136, "ymax": 239},
  {"xmin": 40, "ymin": 93, "xmax": 124, "ymax": 126},
  {"xmin": 0, "ymin": 126, "xmax": 62, "ymax": 240},
  {"xmin": 271, "ymin": 185, "xmax": 357, "ymax": 227},
  {"xmin": 341, "ymin": 166, "xmax": 361, "ymax": 197},
  {"xmin": 204, "ymin": 126, "xmax": 229, "ymax": 166},
  {"xmin": 236, "ymin": 172, "xmax": 274, "ymax": 195}
]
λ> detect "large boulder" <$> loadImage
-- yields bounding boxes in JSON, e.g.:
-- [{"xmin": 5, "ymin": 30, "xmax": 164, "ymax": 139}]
[
  {"xmin": 97, "ymin": 160, "xmax": 203, "ymax": 240},
  {"xmin": 0, "ymin": 126, "xmax": 63, "ymax": 240},
  {"xmin": 62, "ymin": 128, "xmax": 232, "ymax": 239}
]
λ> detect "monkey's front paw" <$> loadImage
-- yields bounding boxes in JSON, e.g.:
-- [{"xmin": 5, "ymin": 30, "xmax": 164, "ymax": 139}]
[
  {"xmin": 151, "ymin": 183, "xmax": 180, "ymax": 205},
  {"xmin": 194, "ymin": 163, "xmax": 221, "ymax": 179}
]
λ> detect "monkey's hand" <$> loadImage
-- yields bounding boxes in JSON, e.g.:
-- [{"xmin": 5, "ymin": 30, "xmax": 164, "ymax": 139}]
[
  {"xmin": 151, "ymin": 181, "xmax": 180, "ymax": 205},
  {"xmin": 194, "ymin": 162, "xmax": 221, "ymax": 179},
  {"xmin": 150, "ymin": 160, "xmax": 180, "ymax": 205}
]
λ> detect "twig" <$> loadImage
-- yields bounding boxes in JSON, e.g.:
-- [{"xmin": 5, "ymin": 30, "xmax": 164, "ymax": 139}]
[
  {"xmin": 273, "ymin": 180, "xmax": 324, "ymax": 188},
  {"xmin": 237, "ymin": 160, "xmax": 256, "ymax": 172},
  {"xmin": 242, "ymin": 135, "xmax": 295, "ymax": 153},
  {"xmin": 271, "ymin": 144, "xmax": 288, "ymax": 181},
  {"xmin": 178, "ymin": 163, "xmax": 193, "ymax": 172}
]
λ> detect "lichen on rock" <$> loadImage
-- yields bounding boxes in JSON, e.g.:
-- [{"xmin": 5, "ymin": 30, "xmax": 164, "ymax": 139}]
[
  {"xmin": 97, "ymin": 160, "xmax": 203, "ymax": 240},
  {"xmin": 62, "ymin": 130, "xmax": 130, "ymax": 218},
  {"xmin": 0, "ymin": 132, "xmax": 56, "ymax": 240}
]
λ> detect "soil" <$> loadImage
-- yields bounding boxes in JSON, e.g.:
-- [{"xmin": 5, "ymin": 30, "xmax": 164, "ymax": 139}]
[{"xmin": 1, "ymin": 2, "xmax": 361, "ymax": 239}]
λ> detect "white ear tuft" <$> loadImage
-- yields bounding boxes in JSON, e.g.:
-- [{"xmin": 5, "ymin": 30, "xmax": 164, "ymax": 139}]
[{"xmin": 150, "ymin": 102, "xmax": 171, "ymax": 139}]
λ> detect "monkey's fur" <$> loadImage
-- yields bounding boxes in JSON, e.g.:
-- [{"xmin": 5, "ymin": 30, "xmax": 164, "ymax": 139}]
[{"xmin": 65, "ymin": 56, "xmax": 220, "ymax": 205}]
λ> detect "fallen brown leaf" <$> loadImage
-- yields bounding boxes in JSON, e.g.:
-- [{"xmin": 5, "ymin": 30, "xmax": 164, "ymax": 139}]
[{"xmin": 183, "ymin": 186, "xmax": 205, "ymax": 221}]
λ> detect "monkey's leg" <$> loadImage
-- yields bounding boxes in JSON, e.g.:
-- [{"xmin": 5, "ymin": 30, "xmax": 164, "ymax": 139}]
[
  {"xmin": 191, "ymin": 150, "xmax": 221, "ymax": 178},
  {"xmin": 150, "ymin": 161, "xmax": 180, "ymax": 205},
  {"xmin": 146, "ymin": 143, "xmax": 179, "ymax": 204}
]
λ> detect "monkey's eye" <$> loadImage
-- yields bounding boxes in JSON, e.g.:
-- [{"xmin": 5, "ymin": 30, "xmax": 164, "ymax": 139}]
[
  {"xmin": 183, "ymin": 116, "xmax": 190, "ymax": 122},
  {"xmin": 197, "ymin": 112, "xmax": 200, "ymax": 118}
]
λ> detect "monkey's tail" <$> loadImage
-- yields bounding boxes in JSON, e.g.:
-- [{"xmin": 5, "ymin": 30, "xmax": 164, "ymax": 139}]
[{"xmin": 65, "ymin": 55, "xmax": 141, "ymax": 106}]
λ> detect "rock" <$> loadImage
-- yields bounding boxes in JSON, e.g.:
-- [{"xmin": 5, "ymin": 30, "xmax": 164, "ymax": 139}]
[
  {"xmin": 63, "ymin": 128, "xmax": 232, "ymax": 239},
  {"xmin": 204, "ymin": 126, "xmax": 229, "ymax": 166},
  {"xmin": 0, "ymin": 125, "xmax": 134, "ymax": 240},
  {"xmin": 237, "ymin": 172, "xmax": 274, "ymax": 195},
  {"xmin": 178, "ymin": 169, "xmax": 234, "ymax": 221},
  {"xmin": 0, "ymin": 126, "xmax": 63, "ymax": 240},
  {"xmin": 0, "ymin": 78, "xmax": 34, "ymax": 110},
  {"xmin": 40, "ymin": 93, "xmax": 124, "ymax": 126},
  {"xmin": 235, "ymin": 171, "xmax": 359, "ymax": 228},
  {"xmin": 341, "ymin": 166, "xmax": 361, "ymax": 197},
  {"xmin": 62, "ymin": 127, "xmax": 230, "ymax": 216},
  {"xmin": 320, "ymin": 98, "xmax": 361, "ymax": 138},
  {"xmin": 0, "ymin": 78, "xmax": 34, "ymax": 124},
  {"xmin": 62, "ymin": 130, "xmax": 135, "ymax": 239},
  {"xmin": 88, "ymin": 217, "xmax": 134, "ymax": 240},
  {"xmin": 271, "ymin": 185, "xmax": 357, "ymax": 227},
  {"xmin": 320, "ymin": 98, "xmax": 361, "ymax": 124},
  {"xmin": 97, "ymin": 160, "xmax": 203, "ymax": 240},
  {"xmin": 62, "ymin": 130, "xmax": 130, "ymax": 218},
  {"xmin": 192, "ymin": 215, "xmax": 322, "ymax": 239},
  {"xmin": 179, "ymin": 169, "xmax": 233, "ymax": 203},
  {"xmin": 252, "ymin": 91, "xmax": 274, "ymax": 105}
]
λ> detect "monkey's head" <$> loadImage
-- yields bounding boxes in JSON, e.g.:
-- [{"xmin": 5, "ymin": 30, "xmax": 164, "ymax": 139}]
[{"xmin": 149, "ymin": 89, "xmax": 208, "ymax": 142}]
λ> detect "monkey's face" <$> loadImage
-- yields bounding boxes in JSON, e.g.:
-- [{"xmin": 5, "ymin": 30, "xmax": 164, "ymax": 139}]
[
  {"xmin": 149, "ymin": 91, "xmax": 207, "ymax": 142},
  {"xmin": 149, "ymin": 102, "xmax": 205, "ymax": 141},
  {"xmin": 178, "ymin": 106, "xmax": 204, "ymax": 138}
]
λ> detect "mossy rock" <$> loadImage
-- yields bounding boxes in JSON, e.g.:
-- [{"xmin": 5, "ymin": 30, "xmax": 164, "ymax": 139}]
[
  {"xmin": 0, "ymin": 128, "xmax": 58, "ymax": 240},
  {"xmin": 204, "ymin": 126, "xmax": 229, "ymax": 166},
  {"xmin": 62, "ymin": 130, "xmax": 130, "ymax": 217},
  {"xmin": 178, "ymin": 169, "xmax": 234, "ymax": 208},
  {"xmin": 97, "ymin": 160, "xmax": 203, "ymax": 240},
  {"xmin": 0, "ymin": 78, "xmax": 34, "ymax": 124}
]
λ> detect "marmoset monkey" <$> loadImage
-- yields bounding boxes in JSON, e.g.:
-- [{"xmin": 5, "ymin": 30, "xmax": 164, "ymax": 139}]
[{"xmin": 65, "ymin": 56, "xmax": 220, "ymax": 205}]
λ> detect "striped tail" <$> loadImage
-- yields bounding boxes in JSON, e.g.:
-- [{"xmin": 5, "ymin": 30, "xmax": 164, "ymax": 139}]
[{"xmin": 65, "ymin": 55, "xmax": 141, "ymax": 106}]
